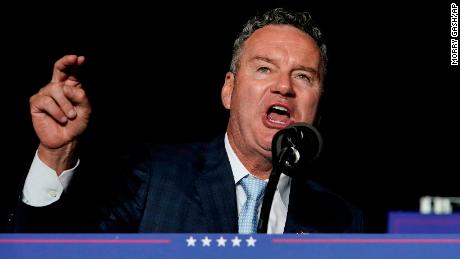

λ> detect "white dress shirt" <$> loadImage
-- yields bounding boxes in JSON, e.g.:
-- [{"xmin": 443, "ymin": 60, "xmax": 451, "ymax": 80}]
[
  {"xmin": 23, "ymin": 135, "xmax": 291, "ymax": 233},
  {"xmin": 224, "ymin": 134, "xmax": 291, "ymax": 234},
  {"xmin": 22, "ymin": 151, "xmax": 77, "ymax": 207}
]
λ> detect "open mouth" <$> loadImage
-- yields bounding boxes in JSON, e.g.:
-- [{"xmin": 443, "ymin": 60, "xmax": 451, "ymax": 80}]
[{"xmin": 266, "ymin": 104, "xmax": 291, "ymax": 126}]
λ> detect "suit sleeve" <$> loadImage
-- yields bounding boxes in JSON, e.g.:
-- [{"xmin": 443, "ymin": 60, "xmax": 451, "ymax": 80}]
[{"xmin": 13, "ymin": 144, "xmax": 153, "ymax": 233}]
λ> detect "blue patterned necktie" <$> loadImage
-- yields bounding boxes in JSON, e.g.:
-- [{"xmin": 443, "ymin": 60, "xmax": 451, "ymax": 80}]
[{"xmin": 238, "ymin": 175, "xmax": 268, "ymax": 234}]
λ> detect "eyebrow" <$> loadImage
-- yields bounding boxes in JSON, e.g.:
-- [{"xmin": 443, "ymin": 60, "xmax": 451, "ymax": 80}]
[
  {"xmin": 251, "ymin": 56, "xmax": 276, "ymax": 65},
  {"xmin": 251, "ymin": 56, "xmax": 319, "ymax": 76}
]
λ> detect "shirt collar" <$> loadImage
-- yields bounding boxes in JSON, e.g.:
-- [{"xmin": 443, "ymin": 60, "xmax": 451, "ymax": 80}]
[
  {"xmin": 224, "ymin": 133, "xmax": 249, "ymax": 184},
  {"xmin": 224, "ymin": 133, "xmax": 291, "ymax": 206}
]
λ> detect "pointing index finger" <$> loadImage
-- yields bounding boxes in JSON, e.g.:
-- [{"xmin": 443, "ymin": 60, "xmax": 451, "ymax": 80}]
[{"xmin": 51, "ymin": 55, "xmax": 85, "ymax": 83}]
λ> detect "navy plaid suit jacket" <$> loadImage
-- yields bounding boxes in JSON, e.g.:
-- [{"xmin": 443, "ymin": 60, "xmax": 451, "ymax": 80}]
[{"xmin": 14, "ymin": 135, "xmax": 364, "ymax": 233}]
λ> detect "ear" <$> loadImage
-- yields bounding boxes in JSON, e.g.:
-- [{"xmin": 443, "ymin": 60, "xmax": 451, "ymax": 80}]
[{"xmin": 221, "ymin": 72, "xmax": 235, "ymax": 110}]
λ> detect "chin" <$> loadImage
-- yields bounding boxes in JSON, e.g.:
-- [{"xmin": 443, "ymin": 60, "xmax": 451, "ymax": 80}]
[{"xmin": 257, "ymin": 131, "xmax": 276, "ymax": 152}]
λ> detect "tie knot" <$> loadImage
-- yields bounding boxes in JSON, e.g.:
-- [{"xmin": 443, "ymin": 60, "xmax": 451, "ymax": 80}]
[{"xmin": 240, "ymin": 176, "xmax": 267, "ymax": 201}]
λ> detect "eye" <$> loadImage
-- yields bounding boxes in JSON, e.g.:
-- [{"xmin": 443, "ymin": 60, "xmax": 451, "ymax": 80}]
[
  {"xmin": 257, "ymin": 67, "xmax": 270, "ymax": 74},
  {"xmin": 296, "ymin": 73, "xmax": 311, "ymax": 82}
]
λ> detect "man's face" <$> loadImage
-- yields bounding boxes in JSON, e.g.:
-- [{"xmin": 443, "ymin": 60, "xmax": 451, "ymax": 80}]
[{"xmin": 222, "ymin": 24, "xmax": 323, "ymax": 161}]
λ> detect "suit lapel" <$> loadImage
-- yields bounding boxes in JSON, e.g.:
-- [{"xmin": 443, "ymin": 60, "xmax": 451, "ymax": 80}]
[
  {"xmin": 284, "ymin": 177, "xmax": 357, "ymax": 233},
  {"xmin": 195, "ymin": 136, "xmax": 238, "ymax": 233},
  {"xmin": 284, "ymin": 178, "xmax": 320, "ymax": 233}
]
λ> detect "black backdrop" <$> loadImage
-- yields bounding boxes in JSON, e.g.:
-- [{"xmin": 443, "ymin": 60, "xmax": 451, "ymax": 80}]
[{"xmin": 4, "ymin": 1, "xmax": 459, "ymax": 232}]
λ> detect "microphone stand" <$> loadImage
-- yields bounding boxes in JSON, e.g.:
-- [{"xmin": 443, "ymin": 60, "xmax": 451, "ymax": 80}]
[
  {"xmin": 257, "ymin": 148, "xmax": 292, "ymax": 233},
  {"xmin": 256, "ymin": 122, "xmax": 322, "ymax": 233}
]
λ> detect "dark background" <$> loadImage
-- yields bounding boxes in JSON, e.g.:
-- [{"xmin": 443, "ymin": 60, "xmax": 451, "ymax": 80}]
[{"xmin": 4, "ymin": 1, "xmax": 459, "ymax": 232}]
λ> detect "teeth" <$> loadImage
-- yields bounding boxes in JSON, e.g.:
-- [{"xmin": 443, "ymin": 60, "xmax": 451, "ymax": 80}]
[{"xmin": 272, "ymin": 105, "xmax": 288, "ymax": 112}]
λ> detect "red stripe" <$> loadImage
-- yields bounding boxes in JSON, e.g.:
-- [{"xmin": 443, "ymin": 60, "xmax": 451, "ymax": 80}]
[
  {"xmin": 0, "ymin": 239, "xmax": 170, "ymax": 244},
  {"xmin": 272, "ymin": 239, "xmax": 460, "ymax": 243}
]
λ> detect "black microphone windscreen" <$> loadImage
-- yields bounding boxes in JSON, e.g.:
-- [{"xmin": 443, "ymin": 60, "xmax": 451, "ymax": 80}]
[{"xmin": 271, "ymin": 122, "xmax": 322, "ymax": 176}]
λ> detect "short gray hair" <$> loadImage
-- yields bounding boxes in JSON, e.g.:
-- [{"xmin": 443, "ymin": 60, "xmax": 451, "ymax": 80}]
[{"xmin": 230, "ymin": 8, "xmax": 327, "ymax": 77}]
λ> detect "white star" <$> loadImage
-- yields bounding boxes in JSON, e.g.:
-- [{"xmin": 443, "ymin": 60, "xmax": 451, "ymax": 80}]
[
  {"xmin": 231, "ymin": 236, "xmax": 241, "ymax": 247},
  {"xmin": 246, "ymin": 236, "xmax": 257, "ymax": 247},
  {"xmin": 216, "ymin": 236, "xmax": 227, "ymax": 247},
  {"xmin": 201, "ymin": 236, "xmax": 212, "ymax": 247},
  {"xmin": 186, "ymin": 236, "xmax": 196, "ymax": 247}
]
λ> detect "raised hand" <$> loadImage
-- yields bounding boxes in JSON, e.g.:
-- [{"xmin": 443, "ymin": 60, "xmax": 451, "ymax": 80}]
[{"xmin": 29, "ymin": 55, "xmax": 91, "ymax": 173}]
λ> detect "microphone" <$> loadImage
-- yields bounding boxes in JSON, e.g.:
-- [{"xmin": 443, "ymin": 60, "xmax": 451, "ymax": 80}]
[
  {"xmin": 272, "ymin": 122, "xmax": 323, "ymax": 177},
  {"xmin": 257, "ymin": 122, "xmax": 322, "ymax": 233}
]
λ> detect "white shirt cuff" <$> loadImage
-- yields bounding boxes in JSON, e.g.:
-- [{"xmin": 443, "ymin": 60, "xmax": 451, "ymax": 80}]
[{"xmin": 22, "ymin": 151, "xmax": 79, "ymax": 207}]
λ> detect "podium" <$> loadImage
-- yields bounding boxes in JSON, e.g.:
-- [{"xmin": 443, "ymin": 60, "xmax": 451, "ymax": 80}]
[
  {"xmin": 388, "ymin": 212, "xmax": 460, "ymax": 233},
  {"xmin": 2, "ymin": 233, "xmax": 460, "ymax": 258}
]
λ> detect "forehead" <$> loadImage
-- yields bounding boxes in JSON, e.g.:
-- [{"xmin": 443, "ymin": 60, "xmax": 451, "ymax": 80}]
[{"xmin": 242, "ymin": 24, "xmax": 321, "ymax": 66}]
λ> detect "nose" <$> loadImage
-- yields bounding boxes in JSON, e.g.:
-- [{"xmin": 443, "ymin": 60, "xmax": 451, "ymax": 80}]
[{"xmin": 270, "ymin": 73, "xmax": 295, "ymax": 97}]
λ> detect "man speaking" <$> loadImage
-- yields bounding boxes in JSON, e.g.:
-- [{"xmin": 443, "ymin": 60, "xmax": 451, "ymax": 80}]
[{"xmin": 16, "ymin": 8, "xmax": 364, "ymax": 234}]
